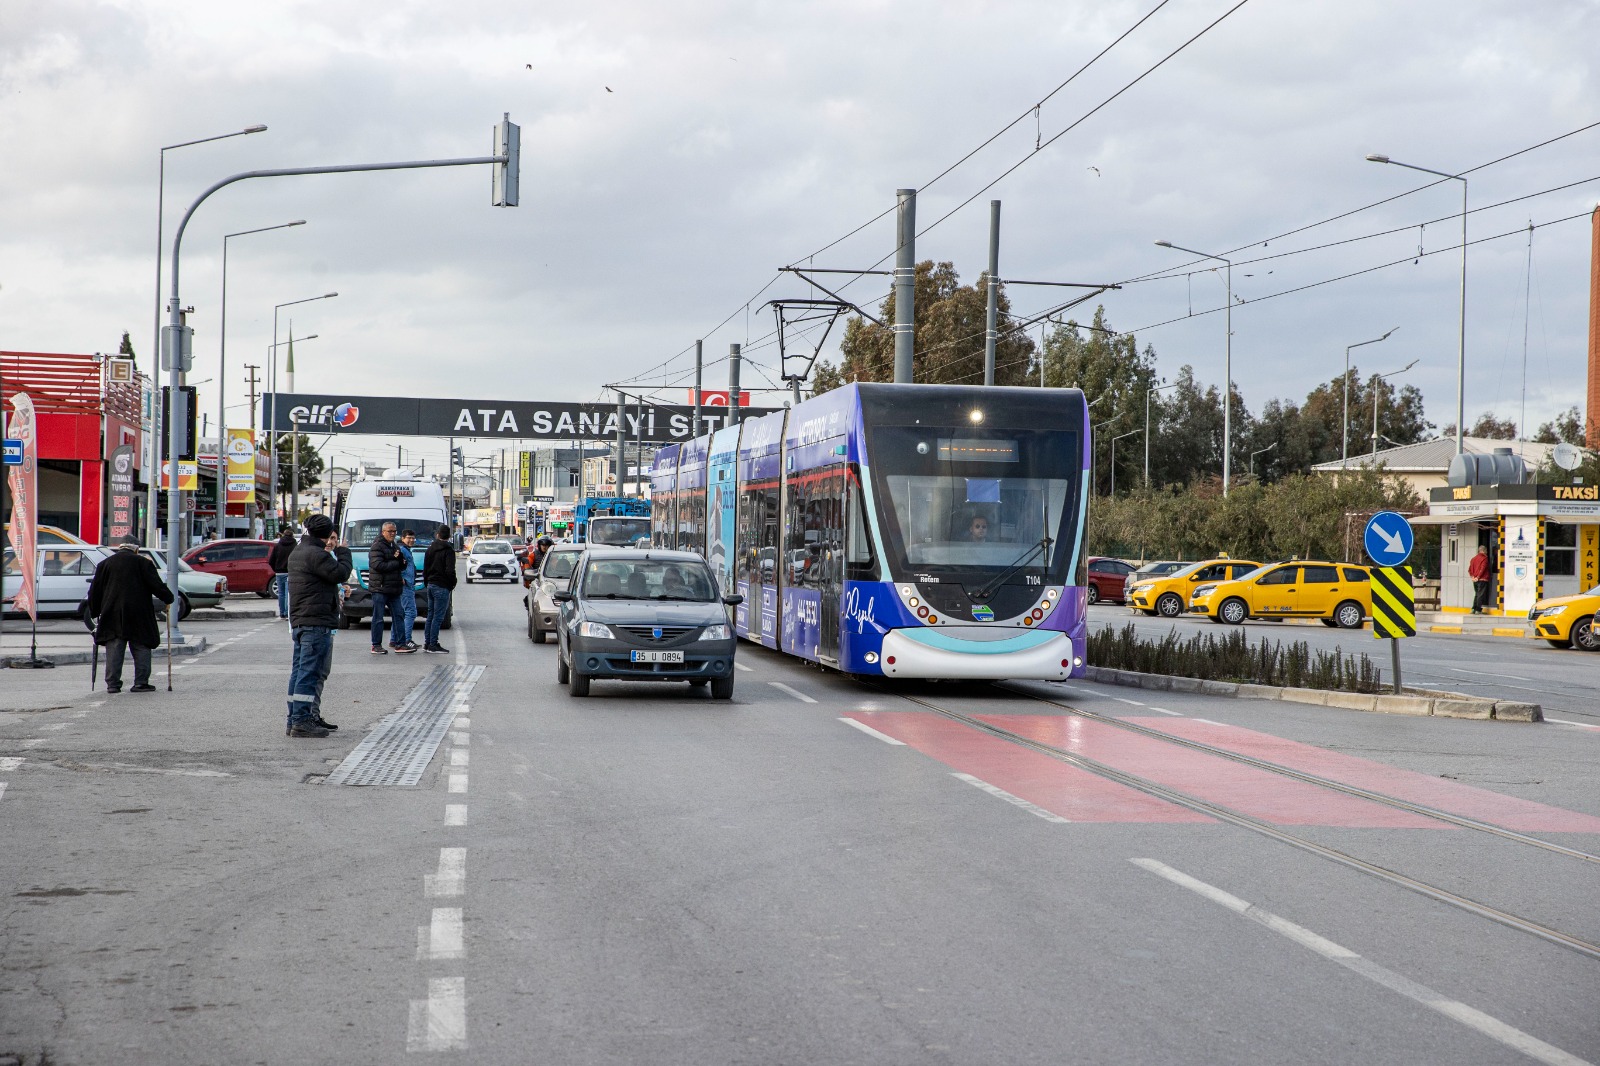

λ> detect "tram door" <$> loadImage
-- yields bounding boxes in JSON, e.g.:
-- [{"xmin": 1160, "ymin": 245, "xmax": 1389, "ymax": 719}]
[
  {"xmin": 817, "ymin": 466, "xmax": 845, "ymax": 664},
  {"xmin": 740, "ymin": 477, "xmax": 780, "ymax": 646}
]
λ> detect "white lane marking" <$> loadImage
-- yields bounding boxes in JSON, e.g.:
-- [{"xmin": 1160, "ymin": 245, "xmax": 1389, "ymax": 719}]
[
  {"xmin": 453, "ymin": 717, "xmax": 471, "ymax": 729},
  {"xmin": 416, "ymin": 907, "xmax": 465, "ymax": 960},
  {"xmin": 0, "ymin": 783, "xmax": 7, "ymax": 801},
  {"xmin": 1111, "ymin": 696, "xmax": 1146, "ymax": 706},
  {"xmin": 448, "ymin": 774, "xmax": 468, "ymax": 793},
  {"xmin": 40, "ymin": 723, "xmax": 68, "ymax": 732},
  {"xmin": 1146, "ymin": 707, "xmax": 1184, "ymax": 716},
  {"xmin": 17, "ymin": 740, "xmax": 45, "ymax": 749},
  {"xmin": 444, "ymin": 804, "xmax": 468, "ymax": 826},
  {"xmin": 449, "ymin": 749, "xmax": 469, "ymax": 767},
  {"xmin": 406, "ymin": 976, "xmax": 468, "ymax": 1052},
  {"xmin": 1130, "ymin": 859, "xmax": 1592, "ymax": 1066},
  {"xmin": 769, "ymin": 681, "xmax": 817, "ymax": 704},
  {"xmin": 1191, "ymin": 718, "xmax": 1225, "ymax": 727},
  {"xmin": 1445, "ymin": 665, "xmax": 1534, "ymax": 682},
  {"xmin": 0, "ymin": 758, "xmax": 23, "ymax": 771},
  {"xmin": 1547, "ymin": 718, "xmax": 1600, "ymax": 731},
  {"xmin": 86, "ymin": 701, "xmax": 105, "ymax": 709},
  {"xmin": 838, "ymin": 718, "xmax": 906, "ymax": 745},
  {"xmin": 951, "ymin": 773, "xmax": 1071, "ymax": 823},
  {"xmin": 451, "ymin": 731, "xmax": 470, "ymax": 746},
  {"xmin": 735, "ymin": 662, "xmax": 753, "ymax": 672},
  {"xmin": 424, "ymin": 848, "xmax": 466, "ymax": 897}
]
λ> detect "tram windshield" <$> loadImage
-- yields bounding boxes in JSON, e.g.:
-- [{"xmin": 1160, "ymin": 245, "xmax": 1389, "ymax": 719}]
[{"xmin": 868, "ymin": 426, "xmax": 1082, "ymax": 584}]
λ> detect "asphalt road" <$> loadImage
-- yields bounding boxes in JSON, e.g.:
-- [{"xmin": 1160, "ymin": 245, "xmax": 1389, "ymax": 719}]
[
  {"xmin": 2, "ymin": 583, "xmax": 1597, "ymax": 1065},
  {"xmin": 1086, "ymin": 602, "xmax": 1600, "ymax": 722}
]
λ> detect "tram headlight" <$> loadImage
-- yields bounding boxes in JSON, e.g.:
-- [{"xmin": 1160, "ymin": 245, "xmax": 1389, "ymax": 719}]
[
  {"xmin": 1045, "ymin": 588, "xmax": 1057, "ymax": 601},
  {"xmin": 909, "ymin": 597, "xmax": 919, "ymax": 608},
  {"xmin": 864, "ymin": 651, "xmax": 879, "ymax": 664},
  {"xmin": 900, "ymin": 585, "xmax": 913, "ymax": 597},
  {"xmin": 969, "ymin": 409, "xmax": 984, "ymax": 424}
]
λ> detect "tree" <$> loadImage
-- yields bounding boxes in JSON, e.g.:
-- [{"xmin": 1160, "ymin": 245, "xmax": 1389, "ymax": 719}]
[
  {"xmin": 117, "ymin": 330, "xmax": 137, "ymax": 368},
  {"xmin": 1443, "ymin": 411, "xmax": 1517, "ymax": 440},
  {"xmin": 1041, "ymin": 308, "xmax": 1158, "ymax": 494},
  {"xmin": 1534, "ymin": 406, "xmax": 1585, "ymax": 447},
  {"xmin": 275, "ymin": 433, "xmax": 324, "ymax": 495},
  {"xmin": 812, "ymin": 261, "xmax": 1036, "ymax": 391}
]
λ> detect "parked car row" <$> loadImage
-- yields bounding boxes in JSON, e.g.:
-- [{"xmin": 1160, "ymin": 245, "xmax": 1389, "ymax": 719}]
[
  {"xmin": 1109, "ymin": 553, "xmax": 1375, "ymax": 628},
  {"xmin": 3, "ymin": 544, "xmax": 225, "ymax": 620}
]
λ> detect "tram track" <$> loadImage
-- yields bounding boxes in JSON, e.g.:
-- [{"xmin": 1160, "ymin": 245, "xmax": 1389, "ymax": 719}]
[{"xmin": 874, "ymin": 682, "xmax": 1600, "ymax": 963}]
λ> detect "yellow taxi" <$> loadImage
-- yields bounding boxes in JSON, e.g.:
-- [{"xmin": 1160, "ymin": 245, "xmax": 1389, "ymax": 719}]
[
  {"xmin": 1188, "ymin": 560, "xmax": 1371, "ymax": 629},
  {"xmin": 1129, "ymin": 556, "xmax": 1260, "ymax": 618},
  {"xmin": 1527, "ymin": 588, "xmax": 1600, "ymax": 651}
]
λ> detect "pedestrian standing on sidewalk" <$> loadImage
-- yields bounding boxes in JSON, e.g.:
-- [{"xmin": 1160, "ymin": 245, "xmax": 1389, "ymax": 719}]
[
  {"xmin": 1469, "ymin": 544, "xmax": 1492, "ymax": 614},
  {"xmin": 422, "ymin": 524, "xmax": 457, "ymax": 654},
  {"xmin": 86, "ymin": 536, "xmax": 174, "ymax": 693},
  {"xmin": 285, "ymin": 514, "xmax": 353, "ymax": 738},
  {"xmin": 269, "ymin": 527, "xmax": 296, "ymax": 620},
  {"xmin": 390, "ymin": 528, "xmax": 421, "ymax": 651},
  {"xmin": 367, "ymin": 521, "xmax": 411, "ymax": 654}
]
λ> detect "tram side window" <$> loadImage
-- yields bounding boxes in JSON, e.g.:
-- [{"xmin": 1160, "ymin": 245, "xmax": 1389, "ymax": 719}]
[
  {"xmin": 654, "ymin": 487, "xmax": 676, "ymax": 548},
  {"xmin": 739, "ymin": 478, "xmax": 778, "ymax": 584},
  {"xmin": 785, "ymin": 466, "xmax": 845, "ymax": 588},
  {"xmin": 846, "ymin": 471, "xmax": 876, "ymax": 573},
  {"xmin": 680, "ymin": 486, "xmax": 706, "ymax": 555}
]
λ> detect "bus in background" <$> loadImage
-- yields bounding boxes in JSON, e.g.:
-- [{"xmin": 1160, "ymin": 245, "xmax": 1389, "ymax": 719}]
[{"xmin": 335, "ymin": 469, "xmax": 450, "ymax": 630}]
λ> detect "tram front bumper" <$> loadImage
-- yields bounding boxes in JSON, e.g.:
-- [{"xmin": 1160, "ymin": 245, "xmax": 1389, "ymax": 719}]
[{"xmin": 878, "ymin": 627, "xmax": 1079, "ymax": 680}]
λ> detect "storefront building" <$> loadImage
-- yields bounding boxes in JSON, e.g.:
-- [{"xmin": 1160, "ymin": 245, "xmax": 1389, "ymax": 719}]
[{"xmin": 1415, "ymin": 483, "xmax": 1600, "ymax": 614}]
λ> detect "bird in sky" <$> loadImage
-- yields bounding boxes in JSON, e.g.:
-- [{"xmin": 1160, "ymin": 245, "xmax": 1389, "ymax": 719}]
[
  {"xmin": 525, "ymin": 64, "xmax": 531, "ymax": 69},
  {"xmin": 1087, "ymin": 166, "xmax": 1100, "ymax": 176},
  {"xmin": 605, "ymin": 86, "xmax": 613, "ymax": 92}
]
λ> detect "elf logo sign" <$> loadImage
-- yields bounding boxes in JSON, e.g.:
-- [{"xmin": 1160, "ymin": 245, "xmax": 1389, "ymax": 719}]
[{"xmin": 286, "ymin": 401, "xmax": 359, "ymax": 428}]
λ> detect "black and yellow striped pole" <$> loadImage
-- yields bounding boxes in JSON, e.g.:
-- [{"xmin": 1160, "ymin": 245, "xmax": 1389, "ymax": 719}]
[{"xmin": 1369, "ymin": 565, "xmax": 1416, "ymax": 693}]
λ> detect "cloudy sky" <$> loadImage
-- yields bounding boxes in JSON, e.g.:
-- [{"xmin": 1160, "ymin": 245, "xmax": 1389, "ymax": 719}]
[{"xmin": 3, "ymin": 0, "xmax": 1597, "ymax": 470}]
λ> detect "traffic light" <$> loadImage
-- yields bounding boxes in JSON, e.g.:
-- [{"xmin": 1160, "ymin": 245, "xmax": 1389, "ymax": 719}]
[
  {"xmin": 452, "ymin": 446, "xmax": 464, "ymax": 467},
  {"xmin": 492, "ymin": 113, "xmax": 519, "ymax": 207}
]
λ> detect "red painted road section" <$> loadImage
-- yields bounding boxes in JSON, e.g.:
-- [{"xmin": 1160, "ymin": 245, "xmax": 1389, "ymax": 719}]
[
  {"xmin": 842, "ymin": 713, "xmax": 1210, "ymax": 824},
  {"xmin": 1133, "ymin": 717, "xmax": 1600, "ymax": 835},
  {"xmin": 977, "ymin": 716, "xmax": 1442, "ymax": 828}
]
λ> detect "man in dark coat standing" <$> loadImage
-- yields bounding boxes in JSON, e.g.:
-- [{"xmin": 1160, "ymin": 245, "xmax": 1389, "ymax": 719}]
[
  {"xmin": 422, "ymin": 524, "xmax": 457, "ymax": 653},
  {"xmin": 86, "ymin": 537, "xmax": 174, "ymax": 693},
  {"xmin": 366, "ymin": 521, "xmax": 409, "ymax": 655},
  {"xmin": 286, "ymin": 514, "xmax": 353, "ymax": 738},
  {"xmin": 269, "ymin": 527, "xmax": 296, "ymax": 620}
]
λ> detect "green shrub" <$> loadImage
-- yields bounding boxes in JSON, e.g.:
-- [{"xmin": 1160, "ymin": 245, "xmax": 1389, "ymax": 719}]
[{"xmin": 1088, "ymin": 622, "xmax": 1381, "ymax": 694}]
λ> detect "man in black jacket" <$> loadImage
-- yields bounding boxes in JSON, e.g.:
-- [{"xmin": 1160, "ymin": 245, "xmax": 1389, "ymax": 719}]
[
  {"xmin": 285, "ymin": 514, "xmax": 354, "ymax": 737},
  {"xmin": 268, "ymin": 528, "xmax": 296, "ymax": 619},
  {"xmin": 86, "ymin": 537, "xmax": 175, "ymax": 693},
  {"xmin": 366, "ymin": 521, "xmax": 411, "ymax": 655},
  {"xmin": 422, "ymin": 524, "xmax": 458, "ymax": 653}
]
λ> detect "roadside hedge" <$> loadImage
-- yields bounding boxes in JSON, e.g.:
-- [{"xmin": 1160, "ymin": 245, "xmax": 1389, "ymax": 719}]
[{"xmin": 1089, "ymin": 622, "xmax": 1382, "ymax": 694}]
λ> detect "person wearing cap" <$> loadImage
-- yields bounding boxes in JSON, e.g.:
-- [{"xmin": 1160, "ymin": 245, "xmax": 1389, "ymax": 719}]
[
  {"xmin": 86, "ymin": 535, "xmax": 174, "ymax": 693},
  {"xmin": 285, "ymin": 514, "xmax": 353, "ymax": 738}
]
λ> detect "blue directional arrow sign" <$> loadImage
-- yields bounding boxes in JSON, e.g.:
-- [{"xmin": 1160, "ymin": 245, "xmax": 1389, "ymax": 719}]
[
  {"xmin": 1363, "ymin": 510, "xmax": 1414, "ymax": 567},
  {"xmin": 1, "ymin": 439, "xmax": 22, "ymax": 466}
]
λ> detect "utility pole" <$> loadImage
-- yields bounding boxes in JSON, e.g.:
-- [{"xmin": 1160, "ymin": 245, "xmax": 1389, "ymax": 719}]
[
  {"xmin": 243, "ymin": 363, "xmax": 260, "ymax": 535},
  {"xmin": 614, "ymin": 391, "xmax": 626, "ymax": 495},
  {"xmin": 448, "ymin": 436, "xmax": 456, "ymax": 526},
  {"xmin": 693, "ymin": 340, "xmax": 703, "ymax": 437},
  {"xmin": 633, "ymin": 396, "xmax": 644, "ymax": 497},
  {"xmin": 728, "ymin": 344, "xmax": 742, "ymax": 425},
  {"xmin": 290, "ymin": 413, "xmax": 300, "ymax": 531},
  {"xmin": 983, "ymin": 200, "xmax": 1000, "ymax": 386},
  {"xmin": 893, "ymin": 188, "xmax": 917, "ymax": 383}
]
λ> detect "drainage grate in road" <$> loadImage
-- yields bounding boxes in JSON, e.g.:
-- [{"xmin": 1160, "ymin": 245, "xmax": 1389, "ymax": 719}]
[{"xmin": 327, "ymin": 664, "xmax": 484, "ymax": 787}]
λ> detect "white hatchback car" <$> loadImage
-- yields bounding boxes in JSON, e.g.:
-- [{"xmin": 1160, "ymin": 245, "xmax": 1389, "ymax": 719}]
[{"xmin": 465, "ymin": 539, "xmax": 519, "ymax": 583}]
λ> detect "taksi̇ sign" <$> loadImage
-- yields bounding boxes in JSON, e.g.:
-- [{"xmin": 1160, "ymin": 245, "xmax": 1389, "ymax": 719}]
[{"xmin": 264, "ymin": 394, "xmax": 762, "ymax": 444}]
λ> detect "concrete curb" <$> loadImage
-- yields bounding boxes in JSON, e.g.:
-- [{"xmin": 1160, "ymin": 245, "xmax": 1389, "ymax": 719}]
[
  {"xmin": 190, "ymin": 608, "xmax": 279, "ymax": 621},
  {"xmin": 1082, "ymin": 664, "xmax": 1541, "ymax": 723},
  {"xmin": 2, "ymin": 637, "xmax": 208, "ymax": 669}
]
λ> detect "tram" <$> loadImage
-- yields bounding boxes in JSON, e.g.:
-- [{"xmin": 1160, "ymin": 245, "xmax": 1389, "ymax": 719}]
[{"xmin": 650, "ymin": 383, "xmax": 1091, "ymax": 680}]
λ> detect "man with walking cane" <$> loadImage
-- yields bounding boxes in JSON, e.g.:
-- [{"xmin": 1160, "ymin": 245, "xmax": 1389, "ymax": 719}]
[{"xmin": 85, "ymin": 536, "xmax": 173, "ymax": 693}]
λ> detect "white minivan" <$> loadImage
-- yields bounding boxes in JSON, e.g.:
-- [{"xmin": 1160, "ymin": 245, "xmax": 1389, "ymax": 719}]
[{"xmin": 335, "ymin": 469, "xmax": 451, "ymax": 630}]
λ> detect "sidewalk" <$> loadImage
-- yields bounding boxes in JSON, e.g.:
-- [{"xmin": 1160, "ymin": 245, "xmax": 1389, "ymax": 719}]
[
  {"xmin": 1416, "ymin": 610, "xmax": 1535, "ymax": 638},
  {"xmin": 1, "ymin": 626, "xmax": 208, "ymax": 667}
]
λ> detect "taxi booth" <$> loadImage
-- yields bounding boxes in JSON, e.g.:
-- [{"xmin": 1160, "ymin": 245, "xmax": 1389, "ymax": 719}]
[{"xmin": 1412, "ymin": 482, "xmax": 1600, "ymax": 615}]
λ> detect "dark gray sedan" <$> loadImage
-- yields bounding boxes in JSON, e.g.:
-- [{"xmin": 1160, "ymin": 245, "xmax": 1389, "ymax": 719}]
[{"xmin": 554, "ymin": 548, "xmax": 742, "ymax": 698}]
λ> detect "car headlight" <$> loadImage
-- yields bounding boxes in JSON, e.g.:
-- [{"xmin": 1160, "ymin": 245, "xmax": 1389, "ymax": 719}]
[
  {"xmin": 1536, "ymin": 605, "xmax": 1568, "ymax": 619},
  {"xmin": 1193, "ymin": 585, "xmax": 1216, "ymax": 598},
  {"xmin": 577, "ymin": 621, "xmax": 613, "ymax": 639},
  {"xmin": 1131, "ymin": 584, "xmax": 1151, "ymax": 595},
  {"xmin": 698, "ymin": 624, "xmax": 730, "ymax": 641}
]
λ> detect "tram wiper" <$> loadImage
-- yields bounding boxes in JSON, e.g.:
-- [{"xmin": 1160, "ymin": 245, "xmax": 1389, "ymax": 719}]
[{"xmin": 970, "ymin": 536, "xmax": 1052, "ymax": 602}]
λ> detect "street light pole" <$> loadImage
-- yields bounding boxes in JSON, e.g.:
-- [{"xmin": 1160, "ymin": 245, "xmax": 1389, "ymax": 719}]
[
  {"xmin": 1367, "ymin": 154, "xmax": 1466, "ymax": 454},
  {"xmin": 1110, "ymin": 429, "xmax": 1140, "ymax": 497},
  {"xmin": 147, "ymin": 124, "xmax": 268, "ymax": 548},
  {"xmin": 218, "ymin": 220, "xmax": 304, "ymax": 539},
  {"xmin": 1342, "ymin": 328, "xmax": 1398, "ymax": 467},
  {"xmin": 1250, "ymin": 441, "xmax": 1278, "ymax": 480},
  {"xmin": 1092, "ymin": 414, "xmax": 1123, "ymax": 496},
  {"xmin": 1155, "ymin": 240, "xmax": 1233, "ymax": 495},
  {"xmin": 267, "ymin": 293, "xmax": 337, "ymax": 528},
  {"xmin": 1370, "ymin": 360, "xmax": 1419, "ymax": 458},
  {"xmin": 1144, "ymin": 381, "xmax": 1179, "ymax": 488}
]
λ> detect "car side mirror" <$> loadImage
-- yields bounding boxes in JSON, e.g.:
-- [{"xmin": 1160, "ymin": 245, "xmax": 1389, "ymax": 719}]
[
  {"xmin": 722, "ymin": 594, "xmax": 744, "ymax": 606},
  {"xmin": 552, "ymin": 590, "xmax": 573, "ymax": 603}
]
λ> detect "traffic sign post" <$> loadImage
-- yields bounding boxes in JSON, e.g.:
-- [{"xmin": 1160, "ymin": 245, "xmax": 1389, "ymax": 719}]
[
  {"xmin": 1363, "ymin": 511, "xmax": 1415, "ymax": 568},
  {"xmin": 1368, "ymin": 560, "xmax": 1417, "ymax": 695}
]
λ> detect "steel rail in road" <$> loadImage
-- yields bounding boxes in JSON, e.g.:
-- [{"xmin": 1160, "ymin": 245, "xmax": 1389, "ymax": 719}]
[
  {"xmin": 1006, "ymin": 683, "xmax": 1600, "ymax": 867},
  {"xmin": 877, "ymin": 684, "xmax": 1600, "ymax": 963}
]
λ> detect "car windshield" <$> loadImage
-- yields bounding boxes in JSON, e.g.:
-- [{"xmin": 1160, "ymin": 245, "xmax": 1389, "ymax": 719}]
[
  {"xmin": 579, "ymin": 559, "xmax": 718, "ymax": 601},
  {"xmin": 588, "ymin": 517, "xmax": 653, "ymax": 547},
  {"xmin": 543, "ymin": 550, "xmax": 580, "ymax": 580},
  {"xmin": 344, "ymin": 519, "xmax": 419, "ymax": 549},
  {"xmin": 138, "ymin": 549, "xmax": 194, "ymax": 573},
  {"xmin": 473, "ymin": 541, "xmax": 512, "ymax": 555},
  {"xmin": 1232, "ymin": 564, "xmax": 1273, "ymax": 581},
  {"xmin": 868, "ymin": 425, "xmax": 1082, "ymax": 583}
]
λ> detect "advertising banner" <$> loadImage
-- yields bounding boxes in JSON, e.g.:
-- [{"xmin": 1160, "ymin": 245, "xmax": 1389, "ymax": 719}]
[
  {"xmin": 264, "ymin": 393, "xmax": 766, "ymax": 444},
  {"xmin": 1502, "ymin": 517, "xmax": 1541, "ymax": 614},
  {"xmin": 160, "ymin": 460, "xmax": 198, "ymax": 492},
  {"xmin": 225, "ymin": 428, "xmax": 256, "ymax": 504},
  {"xmin": 108, "ymin": 444, "xmax": 136, "ymax": 541},
  {"xmin": 5, "ymin": 393, "xmax": 39, "ymax": 620}
]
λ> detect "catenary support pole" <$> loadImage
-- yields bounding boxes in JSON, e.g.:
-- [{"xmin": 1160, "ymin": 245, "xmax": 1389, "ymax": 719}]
[
  {"xmin": 728, "ymin": 344, "xmax": 742, "ymax": 425},
  {"xmin": 983, "ymin": 200, "xmax": 1000, "ymax": 386},
  {"xmin": 693, "ymin": 340, "xmax": 703, "ymax": 438},
  {"xmin": 614, "ymin": 393, "xmax": 626, "ymax": 495},
  {"xmin": 893, "ymin": 189, "xmax": 917, "ymax": 384}
]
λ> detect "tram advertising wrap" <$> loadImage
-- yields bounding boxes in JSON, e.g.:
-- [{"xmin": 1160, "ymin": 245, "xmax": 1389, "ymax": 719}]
[{"xmin": 651, "ymin": 383, "xmax": 1089, "ymax": 680}]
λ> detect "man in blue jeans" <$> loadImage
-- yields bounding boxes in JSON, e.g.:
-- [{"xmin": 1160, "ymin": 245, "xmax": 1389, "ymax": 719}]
[
  {"xmin": 422, "ymin": 524, "xmax": 457, "ymax": 653},
  {"xmin": 389, "ymin": 528, "xmax": 420, "ymax": 651},
  {"xmin": 285, "ymin": 514, "xmax": 353, "ymax": 737},
  {"xmin": 367, "ymin": 521, "xmax": 413, "ymax": 654}
]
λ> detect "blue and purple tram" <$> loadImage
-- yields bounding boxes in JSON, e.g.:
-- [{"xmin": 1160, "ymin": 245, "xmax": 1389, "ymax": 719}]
[{"xmin": 650, "ymin": 383, "xmax": 1091, "ymax": 680}]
